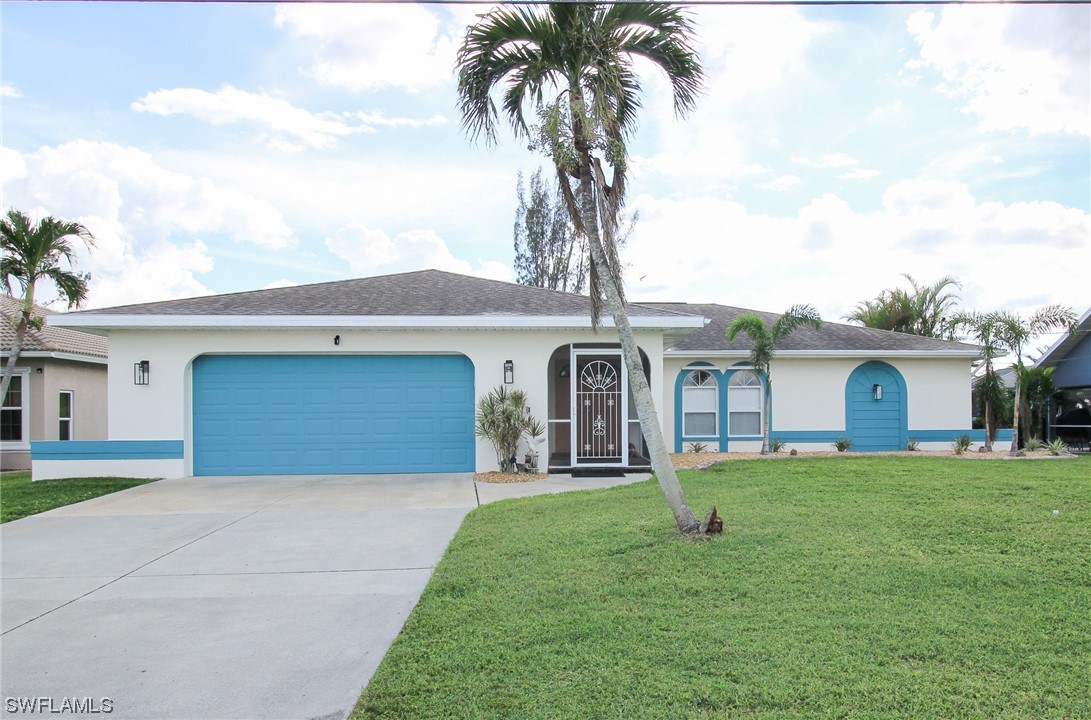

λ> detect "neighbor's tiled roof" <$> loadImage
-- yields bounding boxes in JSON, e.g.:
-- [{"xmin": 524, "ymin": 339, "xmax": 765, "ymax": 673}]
[
  {"xmin": 648, "ymin": 303, "xmax": 981, "ymax": 354},
  {"xmin": 1, "ymin": 295, "xmax": 108, "ymax": 358},
  {"xmin": 75, "ymin": 270, "xmax": 696, "ymax": 319}
]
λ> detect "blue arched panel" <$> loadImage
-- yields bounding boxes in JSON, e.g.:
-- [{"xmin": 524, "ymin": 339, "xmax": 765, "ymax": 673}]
[{"xmin": 845, "ymin": 361, "xmax": 907, "ymax": 451}]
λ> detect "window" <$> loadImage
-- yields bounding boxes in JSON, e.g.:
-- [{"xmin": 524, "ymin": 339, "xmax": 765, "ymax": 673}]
[
  {"xmin": 728, "ymin": 370, "xmax": 763, "ymax": 436},
  {"xmin": 1, "ymin": 372, "xmax": 29, "ymax": 446},
  {"xmin": 682, "ymin": 370, "xmax": 718, "ymax": 437},
  {"xmin": 59, "ymin": 391, "xmax": 74, "ymax": 441}
]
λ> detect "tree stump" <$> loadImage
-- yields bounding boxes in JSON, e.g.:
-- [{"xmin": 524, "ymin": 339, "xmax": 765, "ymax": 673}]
[{"xmin": 699, "ymin": 506, "xmax": 723, "ymax": 534}]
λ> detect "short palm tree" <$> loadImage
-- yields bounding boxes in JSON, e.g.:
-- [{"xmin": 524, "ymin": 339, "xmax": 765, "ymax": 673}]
[
  {"xmin": 726, "ymin": 305, "xmax": 823, "ymax": 454},
  {"xmin": 1, "ymin": 209, "xmax": 96, "ymax": 399},
  {"xmin": 959, "ymin": 312, "xmax": 1007, "ymax": 452},
  {"xmin": 457, "ymin": 3, "xmax": 705, "ymax": 532}
]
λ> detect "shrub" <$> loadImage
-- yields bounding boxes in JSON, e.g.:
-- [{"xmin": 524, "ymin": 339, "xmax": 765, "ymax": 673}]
[
  {"xmin": 769, "ymin": 437, "xmax": 786, "ymax": 453},
  {"xmin": 1047, "ymin": 438, "xmax": 1068, "ymax": 456},
  {"xmin": 1025, "ymin": 437, "xmax": 1043, "ymax": 452},
  {"xmin": 952, "ymin": 433, "xmax": 972, "ymax": 455},
  {"xmin": 475, "ymin": 386, "xmax": 544, "ymax": 472},
  {"xmin": 834, "ymin": 438, "xmax": 852, "ymax": 452},
  {"xmin": 687, "ymin": 441, "xmax": 709, "ymax": 453},
  {"xmin": 906, "ymin": 438, "xmax": 920, "ymax": 452}
]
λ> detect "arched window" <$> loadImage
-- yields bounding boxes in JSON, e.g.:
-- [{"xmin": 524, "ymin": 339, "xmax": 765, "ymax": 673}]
[
  {"xmin": 728, "ymin": 370, "xmax": 763, "ymax": 436},
  {"xmin": 682, "ymin": 370, "xmax": 718, "ymax": 437}
]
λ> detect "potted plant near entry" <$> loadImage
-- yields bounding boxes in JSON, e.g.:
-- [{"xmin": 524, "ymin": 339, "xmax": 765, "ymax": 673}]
[{"xmin": 524, "ymin": 418, "xmax": 545, "ymax": 472}]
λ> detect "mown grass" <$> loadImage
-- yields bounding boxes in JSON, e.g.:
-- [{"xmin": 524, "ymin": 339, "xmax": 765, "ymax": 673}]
[
  {"xmin": 355, "ymin": 456, "xmax": 1089, "ymax": 720},
  {"xmin": 0, "ymin": 471, "xmax": 155, "ymax": 523}
]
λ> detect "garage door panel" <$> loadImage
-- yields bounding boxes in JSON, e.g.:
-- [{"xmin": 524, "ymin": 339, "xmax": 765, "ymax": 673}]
[{"xmin": 193, "ymin": 355, "xmax": 474, "ymax": 475}]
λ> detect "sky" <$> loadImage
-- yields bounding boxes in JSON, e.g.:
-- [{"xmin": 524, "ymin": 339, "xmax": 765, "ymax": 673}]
[{"xmin": 1, "ymin": 1, "xmax": 1089, "ymax": 345}]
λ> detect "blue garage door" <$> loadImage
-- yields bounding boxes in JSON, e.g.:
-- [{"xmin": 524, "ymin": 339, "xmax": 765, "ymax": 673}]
[
  {"xmin": 193, "ymin": 355, "xmax": 475, "ymax": 476},
  {"xmin": 845, "ymin": 361, "xmax": 907, "ymax": 452}
]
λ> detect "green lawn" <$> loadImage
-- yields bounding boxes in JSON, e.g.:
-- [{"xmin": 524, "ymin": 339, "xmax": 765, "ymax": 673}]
[
  {"xmin": 0, "ymin": 472, "xmax": 156, "ymax": 523},
  {"xmin": 355, "ymin": 456, "xmax": 1089, "ymax": 720}
]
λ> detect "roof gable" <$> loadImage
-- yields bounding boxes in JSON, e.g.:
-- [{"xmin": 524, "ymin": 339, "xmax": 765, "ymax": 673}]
[{"xmin": 75, "ymin": 270, "xmax": 692, "ymax": 319}]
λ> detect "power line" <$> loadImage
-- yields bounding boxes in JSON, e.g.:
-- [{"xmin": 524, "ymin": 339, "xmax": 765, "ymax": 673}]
[{"xmin": 42, "ymin": 0, "xmax": 1091, "ymax": 5}]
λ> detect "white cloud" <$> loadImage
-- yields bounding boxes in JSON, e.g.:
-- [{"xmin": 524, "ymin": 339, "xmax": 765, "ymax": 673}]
[
  {"xmin": 274, "ymin": 4, "xmax": 466, "ymax": 92},
  {"xmin": 634, "ymin": 7, "xmax": 835, "ymax": 182},
  {"xmin": 624, "ymin": 180, "xmax": 1089, "ymax": 320},
  {"xmin": 908, "ymin": 5, "xmax": 1090, "ymax": 136},
  {"xmin": 132, "ymin": 86, "xmax": 446, "ymax": 151},
  {"xmin": 836, "ymin": 168, "xmax": 882, "ymax": 181},
  {"xmin": 756, "ymin": 175, "xmax": 802, "ymax": 192},
  {"xmin": 262, "ymin": 279, "xmax": 299, "ymax": 290},
  {"xmin": 325, "ymin": 224, "xmax": 511, "ymax": 281},
  {"xmin": 1, "ymin": 83, "xmax": 21, "ymax": 98},
  {"xmin": 792, "ymin": 153, "xmax": 861, "ymax": 169},
  {"xmin": 0, "ymin": 147, "xmax": 28, "ymax": 184},
  {"xmin": 1, "ymin": 141, "xmax": 299, "ymax": 307}
]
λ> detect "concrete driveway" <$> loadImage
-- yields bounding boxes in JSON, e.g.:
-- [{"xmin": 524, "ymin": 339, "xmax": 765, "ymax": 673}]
[{"xmin": 1, "ymin": 473, "xmax": 478, "ymax": 720}]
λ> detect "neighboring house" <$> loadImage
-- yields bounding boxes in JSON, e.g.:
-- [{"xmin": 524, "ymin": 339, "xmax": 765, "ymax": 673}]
[
  {"xmin": 37, "ymin": 270, "xmax": 982, "ymax": 480},
  {"xmin": 1036, "ymin": 307, "xmax": 1091, "ymax": 449},
  {"xmin": 1, "ymin": 295, "xmax": 108, "ymax": 471}
]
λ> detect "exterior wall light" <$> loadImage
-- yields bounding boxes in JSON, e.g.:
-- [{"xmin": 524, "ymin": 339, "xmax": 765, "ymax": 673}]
[
  {"xmin": 873, "ymin": 384, "xmax": 882, "ymax": 401},
  {"xmin": 135, "ymin": 360, "xmax": 150, "ymax": 386},
  {"xmin": 504, "ymin": 360, "xmax": 514, "ymax": 384},
  {"xmin": 334, "ymin": 335, "xmax": 341, "ymax": 346}
]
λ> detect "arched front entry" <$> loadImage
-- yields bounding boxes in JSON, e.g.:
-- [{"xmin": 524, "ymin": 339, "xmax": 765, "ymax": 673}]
[{"xmin": 845, "ymin": 361, "xmax": 907, "ymax": 451}]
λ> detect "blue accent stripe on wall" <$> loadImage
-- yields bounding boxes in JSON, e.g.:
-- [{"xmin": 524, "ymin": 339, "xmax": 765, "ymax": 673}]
[{"xmin": 32, "ymin": 440, "xmax": 184, "ymax": 460}]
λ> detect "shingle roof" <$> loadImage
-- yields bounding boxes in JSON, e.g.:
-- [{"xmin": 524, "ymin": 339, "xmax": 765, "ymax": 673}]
[
  {"xmin": 75, "ymin": 269, "xmax": 692, "ymax": 319},
  {"xmin": 1, "ymin": 295, "xmax": 108, "ymax": 358},
  {"xmin": 648, "ymin": 303, "xmax": 981, "ymax": 354}
]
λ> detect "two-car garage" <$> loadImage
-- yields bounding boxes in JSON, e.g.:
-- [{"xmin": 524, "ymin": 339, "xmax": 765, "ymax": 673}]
[{"xmin": 192, "ymin": 354, "xmax": 475, "ymax": 476}]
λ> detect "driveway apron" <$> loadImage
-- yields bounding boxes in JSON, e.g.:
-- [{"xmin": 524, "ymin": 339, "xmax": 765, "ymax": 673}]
[{"xmin": 1, "ymin": 473, "xmax": 477, "ymax": 720}]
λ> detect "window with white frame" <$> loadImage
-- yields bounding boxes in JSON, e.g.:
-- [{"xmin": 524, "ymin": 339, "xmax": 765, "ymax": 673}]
[
  {"xmin": 682, "ymin": 370, "xmax": 718, "ymax": 437},
  {"xmin": 59, "ymin": 390, "xmax": 74, "ymax": 441},
  {"xmin": 1, "ymin": 371, "xmax": 30, "ymax": 448},
  {"xmin": 728, "ymin": 370, "xmax": 763, "ymax": 436}
]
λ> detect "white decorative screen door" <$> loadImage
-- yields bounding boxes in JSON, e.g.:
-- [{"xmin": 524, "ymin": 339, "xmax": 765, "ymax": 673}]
[{"xmin": 574, "ymin": 356, "xmax": 625, "ymax": 464}]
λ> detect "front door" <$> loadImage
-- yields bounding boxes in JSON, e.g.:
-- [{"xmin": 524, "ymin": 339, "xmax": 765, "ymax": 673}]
[{"xmin": 572, "ymin": 352, "xmax": 626, "ymax": 465}]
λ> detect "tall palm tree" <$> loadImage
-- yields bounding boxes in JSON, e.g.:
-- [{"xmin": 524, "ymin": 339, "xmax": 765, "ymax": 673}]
[
  {"xmin": 846, "ymin": 274, "xmax": 962, "ymax": 339},
  {"xmin": 457, "ymin": 3, "xmax": 705, "ymax": 532},
  {"xmin": 1, "ymin": 209, "xmax": 96, "ymax": 398},
  {"xmin": 958, "ymin": 311, "xmax": 1005, "ymax": 452},
  {"xmin": 993, "ymin": 305, "xmax": 1075, "ymax": 454},
  {"xmin": 726, "ymin": 305, "xmax": 823, "ymax": 454}
]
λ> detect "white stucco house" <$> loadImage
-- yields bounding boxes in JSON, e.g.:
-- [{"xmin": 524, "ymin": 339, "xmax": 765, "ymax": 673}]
[{"xmin": 34, "ymin": 270, "xmax": 984, "ymax": 480}]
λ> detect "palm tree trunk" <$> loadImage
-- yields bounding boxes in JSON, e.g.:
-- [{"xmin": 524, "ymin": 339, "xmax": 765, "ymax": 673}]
[
  {"xmin": 762, "ymin": 376, "xmax": 771, "ymax": 454},
  {"xmin": 983, "ymin": 359, "xmax": 993, "ymax": 453},
  {"xmin": 1009, "ymin": 364, "xmax": 1022, "ymax": 455},
  {"xmin": 576, "ymin": 183, "xmax": 700, "ymax": 534},
  {"xmin": 0, "ymin": 303, "xmax": 32, "ymax": 400}
]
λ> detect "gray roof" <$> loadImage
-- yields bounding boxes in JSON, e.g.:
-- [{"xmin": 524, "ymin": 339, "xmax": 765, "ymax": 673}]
[
  {"xmin": 76, "ymin": 270, "xmax": 691, "ymax": 319},
  {"xmin": 647, "ymin": 303, "xmax": 981, "ymax": 354},
  {"xmin": 1, "ymin": 295, "xmax": 108, "ymax": 359}
]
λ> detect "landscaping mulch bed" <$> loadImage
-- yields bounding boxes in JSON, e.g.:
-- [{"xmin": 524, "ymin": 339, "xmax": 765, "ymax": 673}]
[
  {"xmin": 474, "ymin": 471, "xmax": 549, "ymax": 484},
  {"xmin": 670, "ymin": 449, "xmax": 1077, "ymax": 470}
]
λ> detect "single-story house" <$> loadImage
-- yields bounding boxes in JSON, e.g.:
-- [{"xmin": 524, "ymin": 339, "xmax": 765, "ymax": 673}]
[
  {"xmin": 1036, "ymin": 306, "xmax": 1091, "ymax": 449},
  {"xmin": 36, "ymin": 270, "xmax": 984, "ymax": 479},
  {"xmin": 2, "ymin": 294, "xmax": 109, "ymax": 471}
]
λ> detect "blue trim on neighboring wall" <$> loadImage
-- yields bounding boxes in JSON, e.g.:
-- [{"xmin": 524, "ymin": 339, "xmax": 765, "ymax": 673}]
[{"xmin": 32, "ymin": 440, "xmax": 184, "ymax": 460}]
